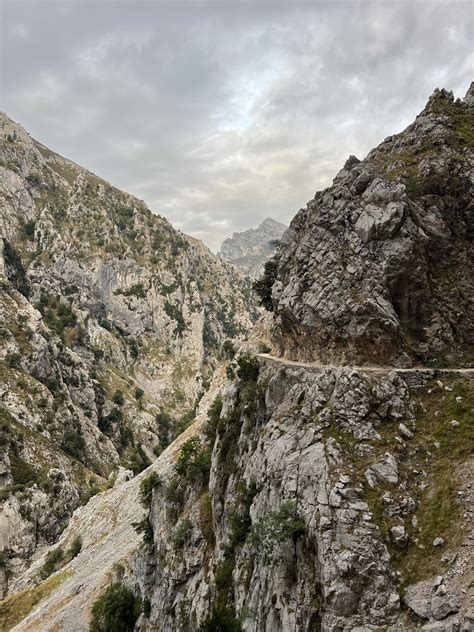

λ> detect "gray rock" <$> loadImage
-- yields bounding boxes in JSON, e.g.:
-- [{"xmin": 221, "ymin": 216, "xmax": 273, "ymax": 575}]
[
  {"xmin": 218, "ymin": 217, "xmax": 287, "ymax": 279},
  {"xmin": 431, "ymin": 595, "xmax": 460, "ymax": 620},
  {"xmin": 269, "ymin": 86, "xmax": 474, "ymax": 367},
  {"xmin": 399, "ymin": 423, "xmax": 413, "ymax": 439},
  {"xmin": 390, "ymin": 525, "xmax": 408, "ymax": 547},
  {"xmin": 365, "ymin": 452, "xmax": 399, "ymax": 487}
]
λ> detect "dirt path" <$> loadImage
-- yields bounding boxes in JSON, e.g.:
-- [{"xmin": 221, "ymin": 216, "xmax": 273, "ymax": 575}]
[{"xmin": 258, "ymin": 353, "xmax": 474, "ymax": 375}]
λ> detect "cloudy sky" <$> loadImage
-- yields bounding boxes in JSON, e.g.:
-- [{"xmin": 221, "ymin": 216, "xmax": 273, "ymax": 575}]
[{"xmin": 1, "ymin": 1, "xmax": 472, "ymax": 251}]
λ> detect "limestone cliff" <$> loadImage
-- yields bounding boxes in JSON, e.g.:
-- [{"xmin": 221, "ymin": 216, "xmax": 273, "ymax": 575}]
[
  {"xmin": 4, "ymin": 356, "xmax": 472, "ymax": 631},
  {"xmin": 0, "ymin": 112, "xmax": 258, "ymax": 593},
  {"xmin": 264, "ymin": 85, "xmax": 474, "ymax": 367}
]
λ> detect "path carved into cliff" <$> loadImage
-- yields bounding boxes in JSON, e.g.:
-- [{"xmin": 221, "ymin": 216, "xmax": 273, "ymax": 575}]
[{"xmin": 258, "ymin": 353, "xmax": 474, "ymax": 376}]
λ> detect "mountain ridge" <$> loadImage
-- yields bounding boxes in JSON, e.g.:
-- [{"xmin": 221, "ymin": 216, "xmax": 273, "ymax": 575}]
[
  {"xmin": 218, "ymin": 217, "xmax": 287, "ymax": 279},
  {"xmin": 0, "ymin": 110, "xmax": 258, "ymax": 595}
]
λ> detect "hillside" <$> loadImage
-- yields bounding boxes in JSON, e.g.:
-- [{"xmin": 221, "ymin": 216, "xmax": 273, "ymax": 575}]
[
  {"xmin": 1, "ymin": 85, "xmax": 473, "ymax": 632},
  {"xmin": 0, "ymin": 112, "xmax": 258, "ymax": 595},
  {"xmin": 264, "ymin": 86, "xmax": 474, "ymax": 368}
]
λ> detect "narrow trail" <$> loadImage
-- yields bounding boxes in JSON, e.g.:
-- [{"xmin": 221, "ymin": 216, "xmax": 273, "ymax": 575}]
[{"xmin": 258, "ymin": 353, "xmax": 474, "ymax": 376}]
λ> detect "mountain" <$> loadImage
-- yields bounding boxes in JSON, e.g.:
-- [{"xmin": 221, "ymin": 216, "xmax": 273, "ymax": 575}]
[
  {"xmin": 218, "ymin": 217, "xmax": 287, "ymax": 279},
  {"xmin": 266, "ymin": 86, "xmax": 474, "ymax": 368},
  {"xmin": 1, "ymin": 85, "xmax": 473, "ymax": 632},
  {"xmin": 0, "ymin": 112, "xmax": 258, "ymax": 594}
]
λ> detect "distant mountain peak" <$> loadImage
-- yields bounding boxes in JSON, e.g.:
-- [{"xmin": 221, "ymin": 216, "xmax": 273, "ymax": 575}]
[{"xmin": 218, "ymin": 217, "xmax": 287, "ymax": 279}]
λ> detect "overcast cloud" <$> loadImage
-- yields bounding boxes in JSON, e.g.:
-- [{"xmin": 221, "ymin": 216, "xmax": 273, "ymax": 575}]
[{"xmin": 1, "ymin": 0, "xmax": 472, "ymax": 251}]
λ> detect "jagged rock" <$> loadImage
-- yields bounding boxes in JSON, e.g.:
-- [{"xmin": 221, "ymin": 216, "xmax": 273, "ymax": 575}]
[
  {"xmin": 365, "ymin": 452, "xmax": 399, "ymax": 487},
  {"xmin": 218, "ymin": 217, "xmax": 287, "ymax": 279},
  {"xmin": 399, "ymin": 423, "xmax": 413, "ymax": 439},
  {"xmin": 270, "ymin": 87, "xmax": 474, "ymax": 367},
  {"xmin": 433, "ymin": 537, "xmax": 446, "ymax": 547},
  {"xmin": 390, "ymin": 525, "xmax": 408, "ymax": 547},
  {"xmin": 431, "ymin": 595, "xmax": 460, "ymax": 621}
]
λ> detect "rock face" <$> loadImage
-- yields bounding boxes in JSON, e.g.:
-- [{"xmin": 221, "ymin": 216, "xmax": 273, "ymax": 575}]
[
  {"xmin": 218, "ymin": 217, "xmax": 287, "ymax": 279},
  {"xmin": 268, "ymin": 86, "xmax": 474, "ymax": 367},
  {"xmin": 8, "ymin": 358, "xmax": 473, "ymax": 631},
  {"xmin": 0, "ymin": 112, "xmax": 258, "ymax": 591},
  {"xmin": 2, "ymin": 86, "xmax": 473, "ymax": 632}
]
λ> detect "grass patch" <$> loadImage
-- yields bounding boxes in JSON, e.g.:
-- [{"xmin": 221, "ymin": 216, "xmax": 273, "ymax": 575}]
[
  {"xmin": 0, "ymin": 569, "xmax": 71, "ymax": 630},
  {"xmin": 365, "ymin": 376, "xmax": 473, "ymax": 587}
]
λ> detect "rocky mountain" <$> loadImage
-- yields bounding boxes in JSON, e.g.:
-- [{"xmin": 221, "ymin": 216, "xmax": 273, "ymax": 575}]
[
  {"xmin": 0, "ymin": 112, "xmax": 258, "ymax": 595},
  {"xmin": 266, "ymin": 86, "xmax": 474, "ymax": 368},
  {"xmin": 1, "ymin": 85, "xmax": 473, "ymax": 632},
  {"xmin": 218, "ymin": 218, "xmax": 287, "ymax": 279}
]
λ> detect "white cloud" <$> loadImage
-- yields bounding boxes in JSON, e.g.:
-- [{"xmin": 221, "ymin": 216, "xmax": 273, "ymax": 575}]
[{"xmin": 2, "ymin": 1, "xmax": 473, "ymax": 251}]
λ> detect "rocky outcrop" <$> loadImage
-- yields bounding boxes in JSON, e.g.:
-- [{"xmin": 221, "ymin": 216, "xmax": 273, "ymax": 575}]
[
  {"xmin": 6, "ymin": 357, "xmax": 472, "ymax": 631},
  {"xmin": 267, "ymin": 86, "xmax": 474, "ymax": 367},
  {"xmin": 0, "ymin": 112, "xmax": 258, "ymax": 590},
  {"xmin": 219, "ymin": 218, "xmax": 287, "ymax": 279}
]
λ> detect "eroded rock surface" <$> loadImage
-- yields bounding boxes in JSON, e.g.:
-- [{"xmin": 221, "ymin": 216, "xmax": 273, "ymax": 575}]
[{"xmin": 268, "ymin": 86, "xmax": 474, "ymax": 367}]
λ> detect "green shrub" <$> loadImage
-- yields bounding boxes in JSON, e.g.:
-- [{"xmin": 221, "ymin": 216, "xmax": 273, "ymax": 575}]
[
  {"xmin": 66, "ymin": 535, "xmax": 82, "ymax": 560},
  {"xmin": 214, "ymin": 558, "xmax": 234, "ymax": 596},
  {"xmin": 23, "ymin": 221, "xmax": 36, "ymax": 239},
  {"xmin": 61, "ymin": 427, "xmax": 86, "ymax": 460},
  {"xmin": 175, "ymin": 437, "xmax": 211, "ymax": 481},
  {"xmin": 164, "ymin": 301, "xmax": 186, "ymax": 336},
  {"xmin": 6, "ymin": 353, "xmax": 21, "ymax": 368},
  {"xmin": 90, "ymin": 584, "xmax": 142, "ymax": 632},
  {"xmin": 222, "ymin": 340, "xmax": 235, "ymax": 360},
  {"xmin": 250, "ymin": 501, "xmax": 305, "ymax": 565},
  {"xmin": 10, "ymin": 454, "xmax": 40, "ymax": 487},
  {"xmin": 139, "ymin": 471, "xmax": 162, "ymax": 508},
  {"xmin": 203, "ymin": 396, "xmax": 223, "ymax": 446},
  {"xmin": 41, "ymin": 548, "xmax": 64, "ymax": 579},
  {"xmin": 112, "ymin": 391, "xmax": 124, "ymax": 406},
  {"xmin": 126, "ymin": 443, "xmax": 151, "ymax": 475},
  {"xmin": 171, "ymin": 518, "xmax": 193, "ymax": 548},
  {"xmin": 199, "ymin": 606, "xmax": 242, "ymax": 632},
  {"xmin": 228, "ymin": 482, "xmax": 258, "ymax": 548},
  {"xmin": 198, "ymin": 493, "xmax": 215, "ymax": 545},
  {"xmin": 114, "ymin": 206, "xmax": 134, "ymax": 231},
  {"xmin": 132, "ymin": 516, "xmax": 154, "ymax": 545},
  {"xmin": 142, "ymin": 598, "xmax": 151, "ymax": 618},
  {"xmin": 165, "ymin": 479, "xmax": 185, "ymax": 522},
  {"xmin": 252, "ymin": 257, "xmax": 278, "ymax": 311},
  {"xmin": 236, "ymin": 355, "xmax": 259, "ymax": 383},
  {"xmin": 26, "ymin": 173, "xmax": 41, "ymax": 187},
  {"xmin": 134, "ymin": 387, "xmax": 144, "ymax": 400},
  {"xmin": 114, "ymin": 283, "xmax": 146, "ymax": 299},
  {"xmin": 2, "ymin": 239, "xmax": 30, "ymax": 298},
  {"xmin": 174, "ymin": 409, "xmax": 196, "ymax": 436},
  {"xmin": 156, "ymin": 411, "xmax": 173, "ymax": 449}
]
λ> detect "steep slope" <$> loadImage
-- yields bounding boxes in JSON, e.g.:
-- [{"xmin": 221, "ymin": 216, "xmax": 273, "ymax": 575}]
[
  {"xmin": 6, "ymin": 356, "xmax": 473, "ymax": 631},
  {"xmin": 264, "ymin": 86, "xmax": 474, "ymax": 367},
  {"xmin": 2, "ymin": 86, "xmax": 473, "ymax": 632},
  {"xmin": 0, "ymin": 113, "xmax": 258, "ymax": 593},
  {"xmin": 218, "ymin": 218, "xmax": 287, "ymax": 279}
]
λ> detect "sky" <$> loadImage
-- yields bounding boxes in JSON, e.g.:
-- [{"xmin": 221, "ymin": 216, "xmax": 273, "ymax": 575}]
[{"xmin": 1, "ymin": 1, "xmax": 473, "ymax": 252}]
